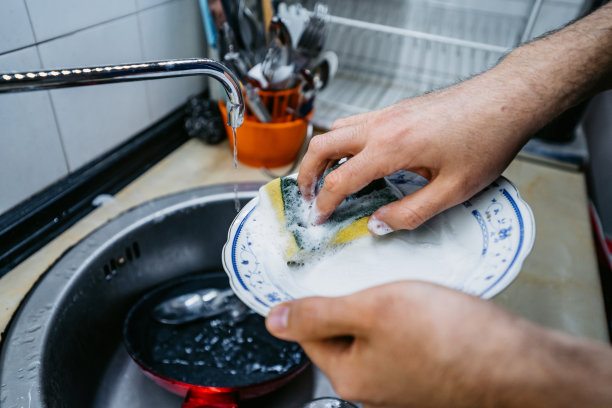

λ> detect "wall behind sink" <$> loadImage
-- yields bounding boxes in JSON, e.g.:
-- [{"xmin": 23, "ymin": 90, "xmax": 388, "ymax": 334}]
[{"xmin": 0, "ymin": 0, "xmax": 208, "ymax": 214}]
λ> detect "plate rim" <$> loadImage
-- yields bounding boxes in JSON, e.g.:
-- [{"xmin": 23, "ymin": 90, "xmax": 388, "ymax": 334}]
[
  {"xmin": 222, "ymin": 175, "xmax": 536, "ymax": 314},
  {"xmin": 222, "ymin": 197, "xmax": 270, "ymax": 316},
  {"xmin": 476, "ymin": 176, "xmax": 536, "ymax": 298}
]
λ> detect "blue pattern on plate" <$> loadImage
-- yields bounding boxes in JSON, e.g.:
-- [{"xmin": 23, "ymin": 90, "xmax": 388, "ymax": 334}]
[
  {"xmin": 231, "ymin": 205, "xmax": 293, "ymax": 310},
  {"xmin": 471, "ymin": 210, "xmax": 488, "ymax": 255},
  {"xmin": 231, "ymin": 206, "xmax": 272, "ymax": 308},
  {"xmin": 479, "ymin": 188, "xmax": 524, "ymax": 298},
  {"xmin": 225, "ymin": 171, "xmax": 533, "ymax": 313}
]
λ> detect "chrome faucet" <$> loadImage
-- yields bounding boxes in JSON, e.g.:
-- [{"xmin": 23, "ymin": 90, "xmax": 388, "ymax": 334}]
[{"xmin": 0, "ymin": 58, "xmax": 245, "ymax": 128}]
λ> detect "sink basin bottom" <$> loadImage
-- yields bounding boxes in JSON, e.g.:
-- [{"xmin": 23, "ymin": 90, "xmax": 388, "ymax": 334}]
[{"xmin": 0, "ymin": 184, "xmax": 338, "ymax": 407}]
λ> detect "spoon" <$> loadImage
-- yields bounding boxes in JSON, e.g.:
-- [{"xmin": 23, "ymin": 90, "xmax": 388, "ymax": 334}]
[
  {"xmin": 152, "ymin": 287, "xmax": 249, "ymax": 325},
  {"xmin": 303, "ymin": 397, "xmax": 358, "ymax": 408}
]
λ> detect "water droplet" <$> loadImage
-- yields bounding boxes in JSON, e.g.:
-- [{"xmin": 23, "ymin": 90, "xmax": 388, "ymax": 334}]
[
  {"xmin": 24, "ymin": 325, "xmax": 41, "ymax": 334},
  {"xmin": 13, "ymin": 337, "xmax": 35, "ymax": 347},
  {"xmin": 26, "ymin": 361, "xmax": 40, "ymax": 372},
  {"xmin": 26, "ymin": 353, "xmax": 39, "ymax": 361}
]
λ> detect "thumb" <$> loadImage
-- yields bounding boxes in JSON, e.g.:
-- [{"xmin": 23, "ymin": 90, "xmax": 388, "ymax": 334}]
[
  {"xmin": 368, "ymin": 178, "xmax": 461, "ymax": 234},
  {"xmin": 266, "ymin": 296, "xmax": 361, "ymax": 342}
]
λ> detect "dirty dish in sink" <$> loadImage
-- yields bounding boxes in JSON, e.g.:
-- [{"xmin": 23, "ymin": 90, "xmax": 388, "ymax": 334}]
[
  {"xmin": 123, "ymin": 273, "xmax": 308, "ymax": 405},
  {"xmin": 222, "ymin": 171, "xmax": 535, "ymax": 316}
]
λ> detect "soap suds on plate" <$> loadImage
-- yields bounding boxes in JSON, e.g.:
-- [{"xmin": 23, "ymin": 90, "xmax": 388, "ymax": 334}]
[{"xmin": 252, "ymin": 184, "xmax": 481, "ymax": 298}]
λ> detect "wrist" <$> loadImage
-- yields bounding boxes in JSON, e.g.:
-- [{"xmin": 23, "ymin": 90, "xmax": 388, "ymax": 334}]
[{"xmin": 490, "ymin": 320, "xmax": 612, "ymax": 407}]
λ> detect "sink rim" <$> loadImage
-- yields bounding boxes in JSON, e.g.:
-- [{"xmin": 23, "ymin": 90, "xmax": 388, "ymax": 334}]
[{"xmin": 0, "ymin": 182, "xmax": 263, "ymax": 407}]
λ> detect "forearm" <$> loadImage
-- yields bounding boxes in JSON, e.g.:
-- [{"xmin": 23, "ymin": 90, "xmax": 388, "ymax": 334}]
[
  {"xmin": 296, "ymin": 4, "xmax": 612, "ymax": 232},
  {"xmin": 474, "ymin": 3, "xmax": 612, "ymax": 141},
  {"xmin": 492, "ymin": 320, "xmax": 612, "ymax": 407}
]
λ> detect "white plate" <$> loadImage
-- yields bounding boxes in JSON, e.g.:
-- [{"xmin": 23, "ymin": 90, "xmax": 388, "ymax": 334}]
[{"xmin": 222, "ymin": 171, "xmax": 535, "ymax": 316}]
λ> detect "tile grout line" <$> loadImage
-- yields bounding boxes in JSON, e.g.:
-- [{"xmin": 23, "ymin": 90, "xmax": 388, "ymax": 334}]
[
  {"xmin": 135, "ymin": 7, "xmax": 155, "ymax": 122},
  {"xmin": 36, "ymin": 45, "xmax": 72, "ymax": 172},
  {"xmin": 23, "ymin": 0, "xmax": 71, "ymax": 173},
  {"xmin": 21, "ymin": 0, "xmax": 37, "ymax": 43},
  {"xmin": 44, "ymin": 87, "xmax": 72, "ymax": 173},
  {"xmin": 0, "ymin": 0, "xmax": 178, "ymax": 60},
  {"xmin": 5, "ymin": 0, "xmax": 180, "ymax": 172}
]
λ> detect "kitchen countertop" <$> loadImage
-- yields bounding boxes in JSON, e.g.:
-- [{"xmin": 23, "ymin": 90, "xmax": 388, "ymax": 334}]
[{"xmin": 0, "ymin": 139, "xmax": 609, "ymax": 343}]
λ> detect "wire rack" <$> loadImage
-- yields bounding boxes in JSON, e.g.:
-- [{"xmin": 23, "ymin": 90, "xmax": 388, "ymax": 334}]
[{"xmin": 299, "ymin": 0, "xmax": 586, "ymax": 129}]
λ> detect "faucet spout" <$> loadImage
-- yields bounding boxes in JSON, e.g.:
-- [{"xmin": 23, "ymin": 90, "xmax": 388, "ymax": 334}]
[{"xmin": 0, "ymin": 58, "xmax": 245, "ymax": 128}]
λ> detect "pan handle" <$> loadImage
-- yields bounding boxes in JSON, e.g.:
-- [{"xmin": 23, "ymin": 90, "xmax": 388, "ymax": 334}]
[{"xmin": 182, "ymin": 390, "xmax": 238, "ymax": 408}]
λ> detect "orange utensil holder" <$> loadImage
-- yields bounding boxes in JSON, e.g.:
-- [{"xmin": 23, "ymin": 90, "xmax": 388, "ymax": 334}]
[{"xmin": 219, "ymin": 87, "xmax": 311, "ymax": 168}]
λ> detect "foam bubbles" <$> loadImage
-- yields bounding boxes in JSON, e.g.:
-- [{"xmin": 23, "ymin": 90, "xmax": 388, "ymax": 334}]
[
  {"xmin": 367, "ymin": 216, "xmax": 394, "ymax": 236},
  {"xmin": 252, "ymin": 187, "xmax": 481, "ymax": 298}
]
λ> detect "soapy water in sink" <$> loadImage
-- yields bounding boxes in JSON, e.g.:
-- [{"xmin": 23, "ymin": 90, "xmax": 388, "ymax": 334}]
[{"xmin": 146, "ymin": 309, "xmax": 305, "ymax": 386}]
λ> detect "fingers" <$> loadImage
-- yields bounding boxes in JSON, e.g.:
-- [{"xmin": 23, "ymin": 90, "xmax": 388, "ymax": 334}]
[
  {"xmin": 298, "ymin": 336, "xmax": 355, "ymax": 374},
  {"xmin": 312, "ymin": 153, "xmax": 386, "ymax": 223},
  {"xmin": 265, "ymin": 296, "xmax": 364, "ymax": 342},
  {"xmin": 297, "ymin": 125, "xmax": 366, "ymax": 200},
  {"xmin": 331, "ymin": 110, "xmax": 376, "ymax": 129},
  {"xmin": 266, "ymin": 296, "xmax": 363, "ymax": 375},
  {"xmin": 266, "ymin": 296, "xmax": 366, "ymax": 379},
  {"xmin": 368, "ymin": 178, "xmax": 461, "ymax": 233}
]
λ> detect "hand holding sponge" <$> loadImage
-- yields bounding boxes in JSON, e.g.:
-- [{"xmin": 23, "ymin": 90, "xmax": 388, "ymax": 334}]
[{"xmin": 259, "ymin": 170, "xmax": 401, "ymax": 264}]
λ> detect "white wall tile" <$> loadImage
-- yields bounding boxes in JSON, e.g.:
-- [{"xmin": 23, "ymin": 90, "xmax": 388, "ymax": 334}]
[
  {"xmin": 138, "ymin": 0, "xmax": 208, "ymax": 120},
  {"xmin": 136, "ymin": 0, "xmax": 173, "ymax": 10},
  {"xmin": 38, "ymin": 15, "xmax": 151, "ymax": 172},
  {"xmin": 25, "ymin": 0, "xmax": 138, "ymax": 42},
  {"xmin": 0, "ymin": 0, "xmax": 36, "ymax": 54},
  {"xmin": 0, "ymin": 47, "xmax": 68, "ymax": 213}
]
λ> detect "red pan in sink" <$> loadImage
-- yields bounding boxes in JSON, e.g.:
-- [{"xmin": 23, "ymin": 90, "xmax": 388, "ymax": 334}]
[{"xmin": 123, "ymin": 273, "xmax": 309, "ymax": 408}]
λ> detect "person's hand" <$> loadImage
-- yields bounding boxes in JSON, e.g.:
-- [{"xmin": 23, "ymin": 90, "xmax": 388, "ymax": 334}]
[
  {"xmin": 265, "ymin": 282, "xmax": 612, "ymax": 408},
  {"xmin": 297, "ymin": 74, "xmax": 534, "ymax": 234},
  {"xmin": 298, "ymin": 0, "xmax": 612, "ymax": 234},
  {"xmin": 266, "ymin": 282, "xmax": 529, "ymax": 407}
]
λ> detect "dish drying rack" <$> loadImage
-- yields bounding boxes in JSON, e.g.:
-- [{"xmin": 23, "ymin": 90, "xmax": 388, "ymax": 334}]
[{"xmin": 298, "ymin": 0, "xmax": 587, "ymax": 129}]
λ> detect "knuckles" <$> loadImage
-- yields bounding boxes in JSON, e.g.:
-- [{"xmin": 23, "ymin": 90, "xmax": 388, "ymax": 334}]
[
  {"xmin": 395, "ymin": 204, "xmax": 429, "ymax": 230},
  {"xmin": 321, "ymin": 170, "xmax": 345, "ymax": 195},
  {"xmin": 331, "ymin": 118, "xmax": 348, "ymax": 130},
  {"xmin": 307, "ymin": 135, "xmax": 328, "ymax": 156}
]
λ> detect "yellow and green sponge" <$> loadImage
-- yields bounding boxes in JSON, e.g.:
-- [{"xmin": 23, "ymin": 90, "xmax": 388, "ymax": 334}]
[{"xmin": 260, "ymin": 172, "xmax": 401, "ymax": 263}]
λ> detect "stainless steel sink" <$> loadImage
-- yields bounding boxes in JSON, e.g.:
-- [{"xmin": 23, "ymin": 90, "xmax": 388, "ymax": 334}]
[{"xmin": 0, "ymin": 183, "xmax": 337, "ymax": 407}]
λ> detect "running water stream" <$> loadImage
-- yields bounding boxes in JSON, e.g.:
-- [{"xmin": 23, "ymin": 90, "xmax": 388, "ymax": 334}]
[
  {"xmin": 232, "ymin": 127, "xmax": 238, "ymax": 169},
  {"xmin": 231, "ymin": 126, "xmax": 241, "ymax": 212}
]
